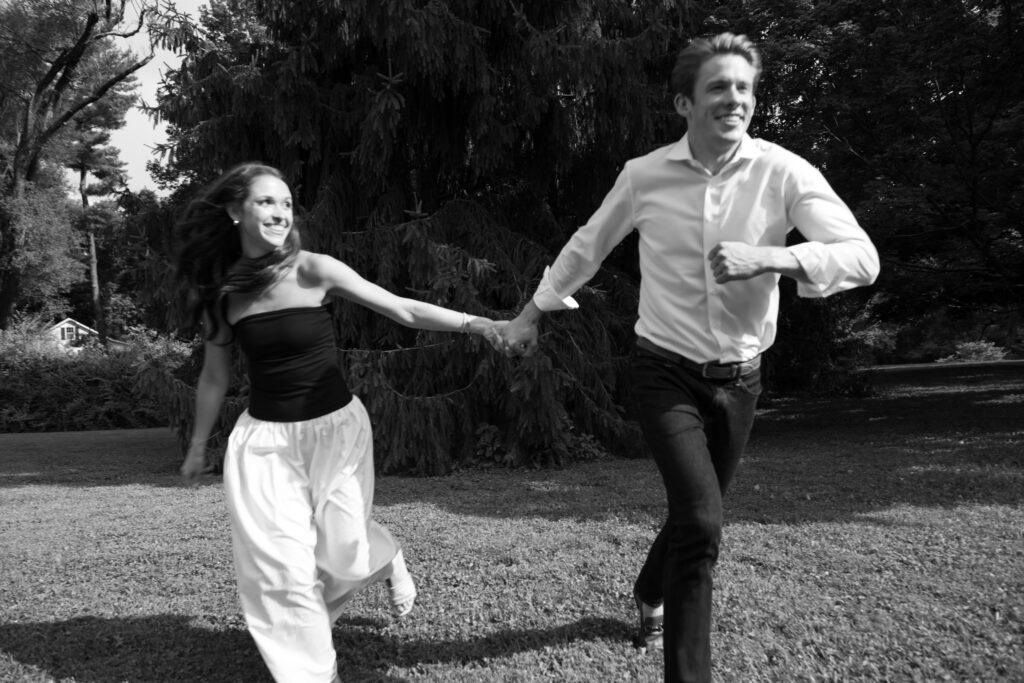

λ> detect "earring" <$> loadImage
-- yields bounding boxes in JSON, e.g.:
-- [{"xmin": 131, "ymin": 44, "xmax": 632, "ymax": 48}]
[{"xmin": 232, "ymin": 219, "xmax": 239, "ymax": 225}]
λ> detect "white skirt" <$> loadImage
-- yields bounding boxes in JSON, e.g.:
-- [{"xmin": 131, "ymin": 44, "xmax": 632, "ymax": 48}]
[{"xmin": 223, "ymin": 396, "xmax": 399, "ymax": 683}]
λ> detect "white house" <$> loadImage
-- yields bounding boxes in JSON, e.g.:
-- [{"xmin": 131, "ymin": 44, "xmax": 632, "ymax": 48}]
[{"xmin": 45, "ymin": 318, "xmax": 98, "ymax": 348}]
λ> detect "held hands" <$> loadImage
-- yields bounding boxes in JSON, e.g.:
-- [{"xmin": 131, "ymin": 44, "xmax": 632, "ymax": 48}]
[
  {"xmin": 474, "ymin": 318, "xmax": 509, "ymax": 353},
  {"xmin": 496, "ymin": 300, "xmax": 542, "ymax": 358},
  {"xmin": 468, "ymin": 312, "xmax": 537, "ymax": 357},
  {"xmin": 499, "ymin": 313, "xmax": 539, "ymax": 358}
]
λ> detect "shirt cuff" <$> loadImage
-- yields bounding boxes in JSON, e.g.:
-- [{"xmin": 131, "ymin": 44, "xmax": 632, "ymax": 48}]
[
  {"xmin": 532, "ymin": 266, "xmax": 579, "ymax": 312},
  {"xmin": 788, "ymin": 243, "xmax": 832, "ymax": 298}
]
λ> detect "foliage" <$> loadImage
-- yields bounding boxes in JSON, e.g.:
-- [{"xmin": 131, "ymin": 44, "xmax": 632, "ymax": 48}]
[
  {"xmin": 0, "ymin": 317, "xmax": 191, "ymax": 433},
  {"xmin": 147, "ymin": 0, "xmax": 689, "ymax": 471},
  {"xmin": 778, "ymin": 0, "xmax": 1023, "ymax": 355},
  {"xmin": 57, "ymin": 37, "xmax": 138, "ymax": 197},
  {"xmin": 0, "ymin": 181, "xmax": 83, "ymax": 315},
  {"xmin": 670, "ymin": 0, "xmax": 1024, "ymax": 376},
  {"xmin": 136, "ymin": 0, "xmax": 1024, "ymax": 472},
  {"xmin": 57, "ymin": 41, "xmax": 138, "ymax": 344},
  {"xmin": 936, "ymin": 340, "xmax": 1008, "ymax": 364},
  {"xmin": 138, "ymin": 335, "xmax": 250, "ymax": 469},
  {"xmin": 116, "ymin": 189, "xmax": 184, "ymax": 331},
  {"xmin": 0, "ymin": 0, "xmax": 190, "ymax": 327}
]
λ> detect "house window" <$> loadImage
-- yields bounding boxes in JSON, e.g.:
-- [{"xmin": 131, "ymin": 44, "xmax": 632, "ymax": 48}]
[{"xmin": 62, "ymin": 326, "xmax": 76, "ymax": 341}]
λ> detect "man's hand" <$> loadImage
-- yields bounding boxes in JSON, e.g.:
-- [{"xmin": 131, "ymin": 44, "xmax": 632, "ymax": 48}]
[
  {"xmin": 709, "ymin": 242, "xmax": 809, "ymax": 284},
  {"xmin": 708, "ymin": 242, "xmax": 772, "ymax": 283},
  {"xmin": 501, "ymin": 300, "xmax": 543, "ymax": 357}
]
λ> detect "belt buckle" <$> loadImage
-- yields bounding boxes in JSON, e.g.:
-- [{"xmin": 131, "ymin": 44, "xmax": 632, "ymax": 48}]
[{"xmin": 701, "ymin": 362, "xmax": 740, "ymax": 380}]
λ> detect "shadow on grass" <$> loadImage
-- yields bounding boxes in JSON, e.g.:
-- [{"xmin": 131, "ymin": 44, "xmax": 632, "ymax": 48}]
[
  {"xmin": 374, "ymin": 376, "xmax": 1023, "ymax": 525},
  {"xmin": 0, "ymin": 428, "xmax": 185, "ymax": 490},
  {"xmin": 725, "ymin": 377, "xmax": 1023, "ymax": 523},
  {"xmin": 1, "ymin": 372, "xmax": 1021, "ymax": 526},
  {"xmin": 0, "ymin": 614, "xmax": 626, "ymax": 682}
]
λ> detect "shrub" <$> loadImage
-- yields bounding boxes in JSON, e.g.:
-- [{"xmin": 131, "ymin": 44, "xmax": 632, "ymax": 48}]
[
  {"xmin": 0, "ymin": 319, "xmax": 191, "ymax": 433},
  {"xmin": 936, "ymin": 340, "xmax": 1008, "ymax": 363}
]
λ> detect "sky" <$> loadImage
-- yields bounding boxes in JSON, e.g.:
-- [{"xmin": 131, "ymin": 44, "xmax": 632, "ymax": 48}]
[{"xmin": 108, "ymin": 0, "xmax": 208, "ymax": 193}]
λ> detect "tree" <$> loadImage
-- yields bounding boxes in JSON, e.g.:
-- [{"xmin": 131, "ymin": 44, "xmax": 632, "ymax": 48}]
[
  {"xmin": 743, "ymin": 0, "xmax": 1024, "ymax": 360},
  {"xmin": 0, "ymin": 168, "xmax": 82, "ymax": 319},
  {"xmin": 147, "ymin": 0, "xmax": 1023, "ymax": 470},
  {"xmin": 61, "ymin": 41, "xmax": 138, "ymax": 344},
  {"xmin": 0, "ymin": 0, "xmax": 157, "ymax": 328},
  {"xmin": 149, "ymin": 0, "xmax": 716, "ymax": 471},
  {"xmin": 116, "ymin": 188, "xmax": 180, "ymax": 332}
]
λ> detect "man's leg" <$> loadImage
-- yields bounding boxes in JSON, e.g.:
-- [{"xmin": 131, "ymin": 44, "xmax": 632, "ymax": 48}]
[{"xmin": 631, "ymin": 353, "xmax": 760, "ymax": 683}]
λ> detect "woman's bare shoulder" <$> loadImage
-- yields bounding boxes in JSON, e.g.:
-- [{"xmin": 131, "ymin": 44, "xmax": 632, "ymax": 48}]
[{"xmin": 297, "ymin": 250, "xmax": 350, "ymax": 275}]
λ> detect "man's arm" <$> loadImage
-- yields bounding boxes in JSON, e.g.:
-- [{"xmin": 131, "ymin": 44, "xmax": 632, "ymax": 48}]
[
  {"xmin": 783, "ymin": 160, "xmax": 880, "ymax": 296},
  {"xmin": 708, "ymin": 242, "xmax": 812, "ymax": 284},
  {"xmin": 712, "ymin": 158, "xmax": 879, "ymax": 293},
  {"xmin": 502, "ymin": 165, "xmax": 637, "ymax": 356}
]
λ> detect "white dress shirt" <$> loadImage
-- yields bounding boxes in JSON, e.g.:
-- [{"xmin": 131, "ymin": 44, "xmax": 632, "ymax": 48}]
[{"xmin": 533, "ymin": 134, "xmax": 880, "ymax": 363}]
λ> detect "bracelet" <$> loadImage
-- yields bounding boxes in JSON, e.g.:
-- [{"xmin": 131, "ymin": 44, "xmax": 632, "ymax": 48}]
[{"xmin": 460, "ymin": 312, "xmax": 475, "ymax": 334}]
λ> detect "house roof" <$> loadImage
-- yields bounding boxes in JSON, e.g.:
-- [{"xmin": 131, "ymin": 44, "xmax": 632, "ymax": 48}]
[{"xmin": 47, "ymin": 318, "xmax": 99, "ymax": 335}]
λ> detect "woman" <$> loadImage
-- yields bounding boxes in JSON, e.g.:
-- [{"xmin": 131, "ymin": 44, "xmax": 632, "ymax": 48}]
[{"xmin": 176, "ymin": 162, "xmax": 507, "ymax": 682}]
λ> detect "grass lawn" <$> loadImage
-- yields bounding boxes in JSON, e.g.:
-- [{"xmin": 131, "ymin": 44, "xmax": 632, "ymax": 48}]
[{"xmin": 1, "ymin": 366, "xmax": 1022, "ymax": 682}]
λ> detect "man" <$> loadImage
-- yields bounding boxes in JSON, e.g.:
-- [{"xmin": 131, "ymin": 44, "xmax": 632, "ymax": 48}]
[{"xmin": 500, "ymin": 32, "xmax": 879, "ymax": 683}]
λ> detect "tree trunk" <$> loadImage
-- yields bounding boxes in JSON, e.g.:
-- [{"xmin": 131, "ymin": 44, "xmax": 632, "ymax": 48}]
[
  {"xmin": 88, "ymin": 229, "xmax": 106, "ymax": 344},
  {"xmin": 0, "ymin": 198, "xmax": 21, "ymax": 329},
  {"xmin": 0, "ymin": 269, "xmax": 19, "ymax": 330},
  {"xmin": 80, "ymin": 169, "xmax": 106, "ymax": 345}
]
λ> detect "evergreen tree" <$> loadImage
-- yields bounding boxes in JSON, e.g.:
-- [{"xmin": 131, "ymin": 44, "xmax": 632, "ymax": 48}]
[
  {"xmin": 147, "ymin": 0, "xmax": 1024, "ymax": 468},
  {"xmin": 150, "ymin": 0, "xmax": 713, "ymax": 471}
]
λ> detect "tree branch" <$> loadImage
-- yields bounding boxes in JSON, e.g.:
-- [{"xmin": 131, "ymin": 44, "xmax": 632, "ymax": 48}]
[
  {"xmin": 40, "ymin": 55, "xmax": 153, "ymax": 144},
  {"xmin": 36, "ymin": 12, "xmax": 100, "ymax": 99},
  {"xmin": 95, "ymin": 5, "xmax": 151, "ymax": 41},
  {"xmin": 24, "ymin": 54, "xmax": 153, "ymax": 178}
]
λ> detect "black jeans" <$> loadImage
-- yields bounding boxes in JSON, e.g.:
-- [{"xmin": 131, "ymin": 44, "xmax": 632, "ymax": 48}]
[{"xmin": 630, "ymin": 348, "xmax": 761, "ymax": 683}]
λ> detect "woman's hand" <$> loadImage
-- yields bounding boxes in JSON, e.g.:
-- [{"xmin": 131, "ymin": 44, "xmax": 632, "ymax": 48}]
[
  {"xmin": 180, "ymin": 443, "xmax": 209, "ymax": 483},
  {"xmin": 482, "ymin": 319, "xmax": 509, "ymax": 352},
  {"xmin": 469, "ymin": 317, "xmax": 510, "ymax": 353}
]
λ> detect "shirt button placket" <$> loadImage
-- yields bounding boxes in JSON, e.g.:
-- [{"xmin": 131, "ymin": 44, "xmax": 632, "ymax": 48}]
[{"xmin": 704, "ymin": 177, "xmax": 729, "ymax": 357}]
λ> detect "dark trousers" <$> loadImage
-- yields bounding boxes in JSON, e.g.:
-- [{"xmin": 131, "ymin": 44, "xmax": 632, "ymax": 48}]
[{"xmin": 630, "ymin": 349, "xmax": 761, "ymax": 683}]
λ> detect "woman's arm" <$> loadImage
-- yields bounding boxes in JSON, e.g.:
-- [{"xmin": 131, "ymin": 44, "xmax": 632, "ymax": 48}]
[
  {"xmin": 303, "ymin": 252, "xmax": 507, "ymax": 345},
  {"xmin": 181, "ymin": 338, "xmax": 232, "ymax": 481}
]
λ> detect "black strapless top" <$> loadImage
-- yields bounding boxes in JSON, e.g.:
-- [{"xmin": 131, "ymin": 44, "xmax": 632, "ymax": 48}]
[{"xmin": 232, "ymin": 305, "xmax": 353, "ymax": 422}]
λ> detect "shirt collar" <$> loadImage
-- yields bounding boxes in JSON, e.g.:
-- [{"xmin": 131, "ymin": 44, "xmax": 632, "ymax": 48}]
[{"xmin": 667, "ymin": 133, "xmax": 761, "ymax": 167}]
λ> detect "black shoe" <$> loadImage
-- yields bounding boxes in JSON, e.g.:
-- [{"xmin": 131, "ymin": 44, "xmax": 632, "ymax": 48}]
[{"xmin": 632, "ymin": 590, "xmax": 663, "ymax": 652}]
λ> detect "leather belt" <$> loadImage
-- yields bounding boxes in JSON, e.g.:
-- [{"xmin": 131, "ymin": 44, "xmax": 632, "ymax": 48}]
[{"xmin": 636, "ymin": 337, "xmax": 760, "ymax": 381}]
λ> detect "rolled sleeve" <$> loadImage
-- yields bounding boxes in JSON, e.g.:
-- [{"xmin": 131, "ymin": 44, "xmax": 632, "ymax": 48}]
[
  {"xmin": 786, "ymin": 162, "xmax": 881, "ymax": 298},
  {"xmin": 533, "ymin": 266, "xmax": 580, "ymax": 311},
  {"xmin": 790, "ymin": 240, "xmax": 879, "ymax": 298},
  {"xmin": 529, "ymin": 166, "xmax": 636, "ymax": 311}
]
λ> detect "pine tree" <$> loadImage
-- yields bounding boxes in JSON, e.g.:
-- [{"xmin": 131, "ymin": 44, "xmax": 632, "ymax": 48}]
[{"xmin": 149, "ymin": 0, "xmax": 713, "ymax": 471}]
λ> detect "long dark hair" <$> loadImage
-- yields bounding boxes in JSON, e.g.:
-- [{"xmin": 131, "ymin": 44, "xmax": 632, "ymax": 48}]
[{"xmin": 175, "ymin": 162, "xmax": 301, "ymax": 340}]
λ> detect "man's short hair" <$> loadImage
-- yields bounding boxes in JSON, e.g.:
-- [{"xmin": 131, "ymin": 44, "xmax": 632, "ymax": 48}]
[{"xmin": 670, "ymin": 32, "xmax": 763, "ymax": 100}]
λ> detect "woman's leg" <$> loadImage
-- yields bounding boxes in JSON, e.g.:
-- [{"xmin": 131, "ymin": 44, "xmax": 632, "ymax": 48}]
[
  {"xmin": 304, "ymin": 397, "xmax": 404, "ymax": 622},
  {"xmin": 223, "ymin": 413, "xmax": 341, "ymax": 683}
]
